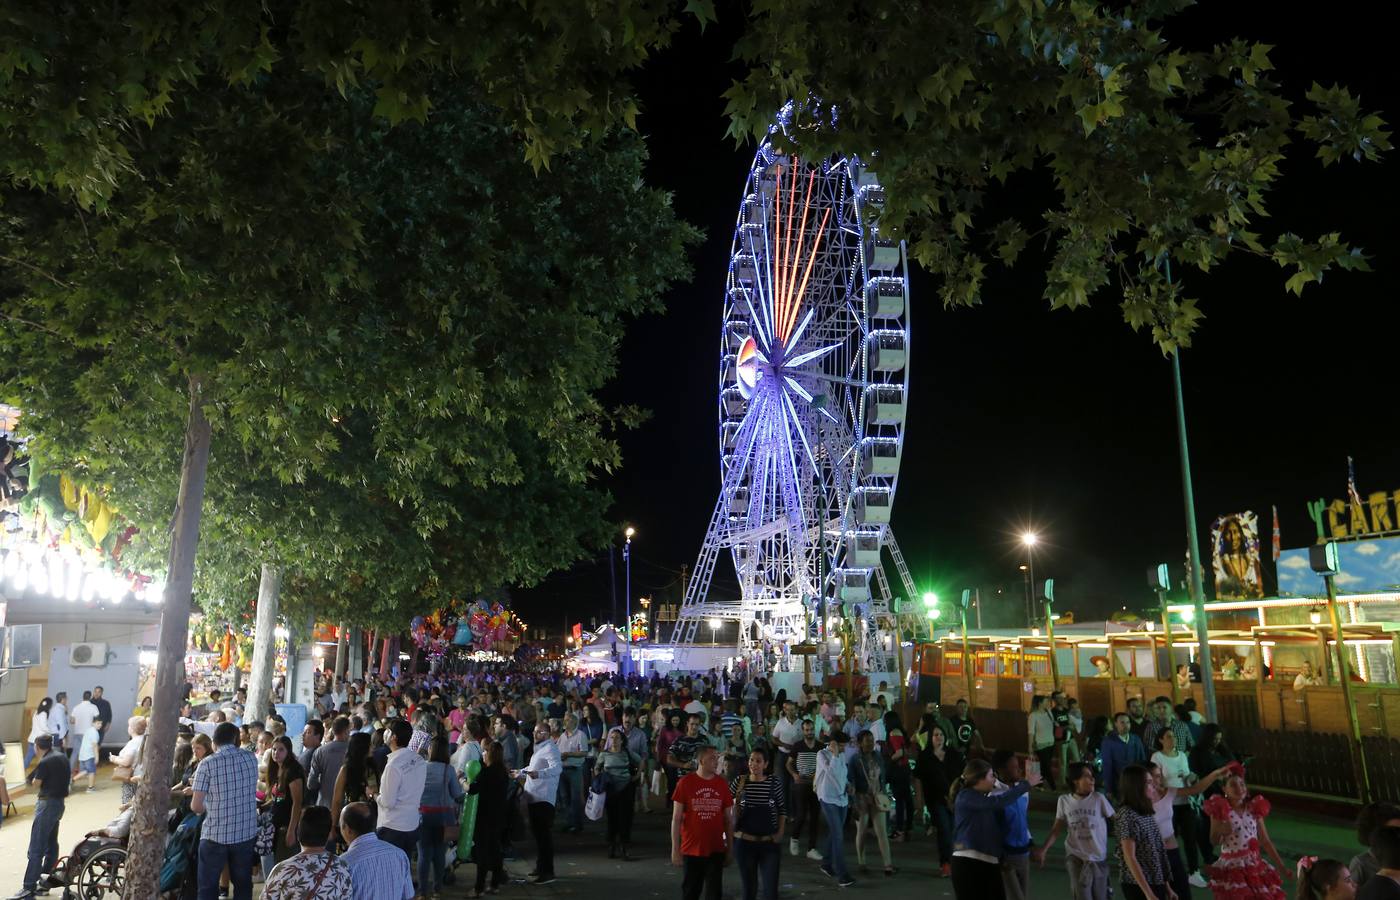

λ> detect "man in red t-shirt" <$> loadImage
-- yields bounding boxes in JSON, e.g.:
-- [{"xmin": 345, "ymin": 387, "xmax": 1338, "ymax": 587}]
[{"xmin": 670, "ymin": 745, "xmax": 735, "ymax": 900}]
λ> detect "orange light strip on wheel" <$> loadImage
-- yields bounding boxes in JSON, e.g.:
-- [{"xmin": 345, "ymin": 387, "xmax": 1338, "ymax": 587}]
[
  {"xmin": 778, "ymin": 158, "xmax": 800, "ymax": 342},
  {"xmin": 785, "ymin": 207, "xmax": 831, "ymax": 343},
  {"xmin": 779, "ymin": 166, "xmax": 818, "ymax": 343},
  {"xmin": 772, "ymin": 160, "xmax": 786, "ymax": 340}
]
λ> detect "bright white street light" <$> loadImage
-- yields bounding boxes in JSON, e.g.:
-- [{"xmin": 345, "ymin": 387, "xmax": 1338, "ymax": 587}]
[
  {"xmin": 1021, "ymin": 532, "xmax": 1039, "ymax": 547},
  {"xmin": 707, "ymin": 618, "xmax": 721, "ymax": 630},
  {"xmin": 625, "ymin": 526, "xmax": 636, "ymax": 539}
]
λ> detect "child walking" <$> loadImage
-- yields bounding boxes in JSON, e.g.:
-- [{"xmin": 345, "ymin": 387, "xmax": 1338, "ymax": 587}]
[
  {"xmin": 1035, "ymin": 762, "xmax": 1115, "ymax": 900},
  {"xmin": 77, "ymin": 716, "xmax": 104, "ymax": 792}
]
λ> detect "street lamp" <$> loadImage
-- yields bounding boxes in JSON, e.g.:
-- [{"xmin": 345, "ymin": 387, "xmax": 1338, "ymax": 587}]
[
  {"xmin": 1021, "ymin": 532, "xmax": 1039, "ymax": 628},
  {"xmin": 623, "ymin": 526, "xmax": 635, "ymax": 675},
  {"xmin": 708, "ymin": 618, "xmax": 721, "ymax": 646}
]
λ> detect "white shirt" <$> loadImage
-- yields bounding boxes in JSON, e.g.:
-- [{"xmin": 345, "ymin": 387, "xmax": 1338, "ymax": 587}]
[
  {"xmin": 1056, "ymin": 791, "xmax": 1114, "ymax": 862},
  {"xmin": 28, "ymin": 710, "xmax": 49, "ymax": 742},
  {"xmin": 772, "ymin": 717, "xmax": 802, "ymax": 751},
  {"xmin": 557, "ymin": 729, "xmax": 589, "ymax": 769},
  {"xmin": 1152, "ymin": 751, "xmax": 1193, "ymax": 800},
  {"xmin": 1293, "ymin": 671, "xmax": 1323, "ymax": 690},
  {"xmin": 71, "ymin": 700, "xmax": 99, "ymax": 738},
  {"xmin": 377, "ymin": 747, "xmax": 428, "ymax": 832},
  {"xmin": 522, "ymin": 738, "xmax": 562, "ymax": 805},
  {"xmin": 451, "ymin": 740, "xmax": 483, "ymax": 777},
  {"xmin": 50, "ymin": 702, "xmax": 68, "ymax": 739}
]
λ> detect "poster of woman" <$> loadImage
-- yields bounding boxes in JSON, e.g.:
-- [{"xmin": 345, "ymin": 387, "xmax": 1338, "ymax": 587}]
[{"xmin": 1212, "ymin": 511, "xmax": 1264, "ymax": 599}]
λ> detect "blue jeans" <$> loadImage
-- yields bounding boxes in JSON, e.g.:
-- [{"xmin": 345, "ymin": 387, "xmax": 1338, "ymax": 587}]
[
  {"xmin": 377, "ymin": 824, "xmax": 420, "ymax": 860},
  {"xmin": 932, "ymin": 801, "xmax": 954, "ymax": 864},
  {"xmin": 820, "ymin": 802, "xmax": 850, "ymax": 880},
  {"xmin": 558, "ymin": 766, "xmax": 585, "ymax": 829},
  {"xmin": 24, "ymin": 797, "xmax": 64, "ymax": 890},
  {"xmin": 197, "ymin": 837, "xmax": 255, "ymax": 900},
  {"xmin": 417, "ymin": 816, "xmax": 448, "ymax": 892},
  {"xmin": 733, "ymin": 838, "xmax": 781, "ymax": 900}
]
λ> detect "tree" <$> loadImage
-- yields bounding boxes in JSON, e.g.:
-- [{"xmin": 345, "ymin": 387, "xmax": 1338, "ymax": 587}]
[
  {"xmin": 721, "ymin": 0, "xmax": 1389, "ymax": 350},
  {"xmin": 1, "ymin": 70, "xmax": 694, "ymax": 894}
]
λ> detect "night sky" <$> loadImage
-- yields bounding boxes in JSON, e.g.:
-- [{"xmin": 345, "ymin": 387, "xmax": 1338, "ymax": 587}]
[{"xmin": 515, "ymin": 4, "xmax": 1400, "ymax": 630}]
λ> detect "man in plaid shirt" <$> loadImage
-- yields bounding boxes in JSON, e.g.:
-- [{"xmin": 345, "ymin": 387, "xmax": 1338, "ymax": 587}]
[
  {"xmin": 1141, "ymin": 695, "xmax": 1195, "ymax": 755},
  {"xmin": 192, "ymin": 722, "xmax": 260, "ymax": 900}
]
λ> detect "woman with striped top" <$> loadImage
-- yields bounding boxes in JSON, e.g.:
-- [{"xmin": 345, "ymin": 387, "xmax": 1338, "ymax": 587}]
[{"xmin": 732, "ymin": 749, "xmax": 787, "ymax": 900}]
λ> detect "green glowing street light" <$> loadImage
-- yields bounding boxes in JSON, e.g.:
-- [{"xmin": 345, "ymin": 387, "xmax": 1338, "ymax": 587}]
[{"xmin": 923, "ymin": 591, "xmax": 941, "ymax": 620}]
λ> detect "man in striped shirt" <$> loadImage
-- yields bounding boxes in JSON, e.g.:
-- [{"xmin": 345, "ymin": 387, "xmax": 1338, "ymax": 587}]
[
  {"xmin": 338, "ymin": 802, "xmax": 413, "ymax": 900},
  {"xmin": 784, "ymin": 719, "xmax": 823, "ymax": 859}
]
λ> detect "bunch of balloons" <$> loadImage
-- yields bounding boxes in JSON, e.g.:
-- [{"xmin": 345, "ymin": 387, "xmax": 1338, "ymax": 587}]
[
  {"xmin": 409, "ymin": 611, "xmax": 457, "ymax": 659},
  {"xmin": 465, "ymin": 599, "xmax": 515, "ymax": 649}
]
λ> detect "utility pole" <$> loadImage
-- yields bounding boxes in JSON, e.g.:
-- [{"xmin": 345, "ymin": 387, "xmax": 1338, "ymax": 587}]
[
  {"xmin": 1314, "ymin": 542, "xmax": 1371, "ymax": 801},
  {"xmin": 1172, "ymin": 348, "xmax": 1217, "ymax": 723},
  {"xmin": 609, "ymin": 545, "xmax": 618, "ymax": 630}
]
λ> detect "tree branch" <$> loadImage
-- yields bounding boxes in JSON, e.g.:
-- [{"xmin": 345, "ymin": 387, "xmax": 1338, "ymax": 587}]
[
  {"xmin": 0, "ymin": 311, "xmax": 70, "ymax": 342},
  {"xmin": 0, "ymin": 254, "xmax": 73, "ymax": 289}
]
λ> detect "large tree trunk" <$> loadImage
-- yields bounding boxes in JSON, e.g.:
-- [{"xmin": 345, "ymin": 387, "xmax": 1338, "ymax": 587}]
[
  {"xmin": 334, "ymin": 622, "xmax": 349, "ymax": 684},
  {"xmin": 379, "ymin": 635, "xmax": 392, "ymax": 678},
  {"xmin": 245, "ymin": 563, "xmax": 282, "ymax": 723},
  {"xmin": 123, "ymin": 376, "xmax": 212, "ymax": 898}
]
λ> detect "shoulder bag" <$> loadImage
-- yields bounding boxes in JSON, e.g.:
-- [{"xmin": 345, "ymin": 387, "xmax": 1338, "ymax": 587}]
[{"xmin": 301, "ymin": 853, "xmax": 337, "ymax": 900}]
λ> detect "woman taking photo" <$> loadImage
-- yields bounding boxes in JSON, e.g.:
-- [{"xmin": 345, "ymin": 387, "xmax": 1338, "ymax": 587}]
[
  {"xmin": 1116, "ymin": 764, "xmax": 1172, "ymax": 900},
  {"xmin": 598, "ymin": 729, "xmax": 642, "ymax": 859},
  {"xmin": 731, "ymin": 748, "xmax": 786, "ymax": 900},
  {"xmin": 950, "ymin": 757, "xmax": 1040, "ymax": 899}
]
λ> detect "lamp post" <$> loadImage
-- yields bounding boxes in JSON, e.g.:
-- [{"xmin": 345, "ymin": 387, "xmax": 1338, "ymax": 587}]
[
  {"xmin": 623, "ymin": 526, "xmax": 634, "ymax": 676},
  {"xmin": 1313, "ymin": 541, "xmax": 1371, "ymax": 800},
  {"xmin": 959, "ymin": 590, "xmax": 976, "ymax": 705},
  {"xmin": 1021, "ymin": 532, "xmax": 1038, "ymax": 629},
  {"xmin": 708, "ymin": 618, "xmax": 721, "ymax": 646}
]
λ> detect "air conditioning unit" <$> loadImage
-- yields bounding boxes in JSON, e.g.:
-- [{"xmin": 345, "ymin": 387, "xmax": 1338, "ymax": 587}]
[{"xmin": 70, "ymin": 642, "xmax": 109, "ymax": 667}]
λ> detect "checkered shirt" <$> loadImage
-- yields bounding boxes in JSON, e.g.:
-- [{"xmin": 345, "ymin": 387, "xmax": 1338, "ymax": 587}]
[{"xmin": 191, "ymin": 744, "xmax": 260, "ymax": 844}]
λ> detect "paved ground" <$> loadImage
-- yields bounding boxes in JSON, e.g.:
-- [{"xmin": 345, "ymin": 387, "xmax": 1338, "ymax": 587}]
[{"xmin": 0, "ymin": 769, "xmax": 1362, "ymax": 898}]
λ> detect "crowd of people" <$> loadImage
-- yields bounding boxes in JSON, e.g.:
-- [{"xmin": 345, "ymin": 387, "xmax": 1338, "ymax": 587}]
[{"xmin": 7, "ymin": 665, "xmax": 1398, "ymax": 900}]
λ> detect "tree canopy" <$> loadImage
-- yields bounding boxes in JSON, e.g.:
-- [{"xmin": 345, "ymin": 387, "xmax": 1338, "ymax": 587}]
[{"xmin": 721, "ymin": 0, "xmax": 1390, "ymax": 350}]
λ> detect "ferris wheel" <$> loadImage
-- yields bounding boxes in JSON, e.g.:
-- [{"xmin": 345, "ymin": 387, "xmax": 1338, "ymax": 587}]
[{"xmin": 670, "ymin": 106, "xmax": 920, "ymax": 672}]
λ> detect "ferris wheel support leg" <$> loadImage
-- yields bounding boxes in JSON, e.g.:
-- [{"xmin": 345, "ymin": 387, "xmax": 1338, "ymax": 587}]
[
  {"xmin": 885, "ymin": 530, "xmax": 920, "ymax": 604},
  {"xmin": 670, "ymin": 495, "xmax": 728, "ymax": 645}
]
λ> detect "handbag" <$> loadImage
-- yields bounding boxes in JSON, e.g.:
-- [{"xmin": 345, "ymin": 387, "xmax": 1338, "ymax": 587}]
[
  {"xmin": 650, "ymin": 768, "xmax": 664, "ymax": 795},
  {"xmin": 585, "ymin": 787, "xmax": 607, "ymax": 821},
  {"xmin": 440, "ymin": 769, "xmax": 462, "ymax": 843},
  {"xmin": 874, "ymin": 791, "xmax": 893, "ymax": 812},
  {"xmin": 111, "ymin": 765, "xmax": 134, "ymax": 782},
  {"xmin": 254, "ymin": 809, "xmax": 276, "ymax": 856}
]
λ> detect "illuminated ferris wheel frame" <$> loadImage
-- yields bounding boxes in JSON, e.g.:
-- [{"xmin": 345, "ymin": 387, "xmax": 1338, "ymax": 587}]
[{"xmin": 670, "ymin": 106, "xmax": 920, "ymax": 672}]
